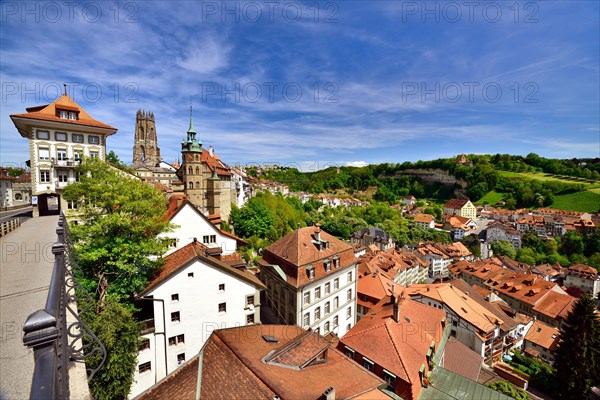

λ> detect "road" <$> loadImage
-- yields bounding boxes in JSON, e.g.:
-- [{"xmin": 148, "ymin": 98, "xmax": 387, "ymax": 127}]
[
  {"xmin": 0, "ymin": 215, "xmax": 58, "ymax": 400},
  {"xmin": 0, "ymin": 207, "xmax": 32, "ymax": 224}
]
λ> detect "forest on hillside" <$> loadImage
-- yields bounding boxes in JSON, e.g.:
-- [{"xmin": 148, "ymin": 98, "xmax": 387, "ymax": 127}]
[{"xmin": 248, "ymin": 154, "xmax": 600, "ymax": 212}]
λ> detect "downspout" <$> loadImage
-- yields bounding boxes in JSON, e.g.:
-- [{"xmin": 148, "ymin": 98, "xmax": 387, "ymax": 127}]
[{"xmin": 140, "ymin": 296, "xmax": 168, "ymax": 385}]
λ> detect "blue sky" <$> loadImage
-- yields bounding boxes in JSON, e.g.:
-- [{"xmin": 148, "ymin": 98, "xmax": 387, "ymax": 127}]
[{"xmin": 1, "ymin": 1, "xmax": 599, "ymax": 171}]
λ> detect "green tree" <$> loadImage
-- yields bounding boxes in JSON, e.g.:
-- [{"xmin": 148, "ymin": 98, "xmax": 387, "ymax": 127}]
[
  {"xmin": 554, "ymin": 294, "xmax": 600, "ymax": 399},
  {"xmin": 491, "ymin": 240, "xmax": 517, "ymax": 259},
  {"xmin": 486, "ymin": 380, "xmax": 528, "ymax": 400},
  {"xmin": 230, "ymin": 200, "xmax": 274, "ymax": 239},
  {"xmin": 82, "ymin": 296, "xmax": 141, "ymax": 400},
  {"xmin": 560, "ymin": 231, "xmax": 585, "ymax": 256},
  {"xmin": 63, "ymin": 158, "xmax": 169, "ymax": 308}
]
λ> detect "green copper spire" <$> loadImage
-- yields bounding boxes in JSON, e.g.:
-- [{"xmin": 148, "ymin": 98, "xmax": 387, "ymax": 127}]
[
  {"xmin": 208, "ymin": 161, "xmax": 220, "ymax": 181},
  {"xmin": 187, "ymin": 105, "xmax": 196, "ymax": 134}
]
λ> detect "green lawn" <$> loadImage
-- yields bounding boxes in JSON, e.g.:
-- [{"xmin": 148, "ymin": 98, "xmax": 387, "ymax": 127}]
[
  {"xmin": 498, "ymin": 170, "xmax": 600, "ymax": 189},
  {"xmin": 476, "ymin": 190, "xmax": 504, "ymax": 205},
  {"xmin": 550, "ymin": 191, "xmax": 600, "ymax": 213}
]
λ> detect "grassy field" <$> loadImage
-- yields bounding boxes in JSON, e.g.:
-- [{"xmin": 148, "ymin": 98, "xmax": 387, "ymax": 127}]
[
  {"xmin": 550, "ymin": 191, "xmax": 600, "ymax": 213},
  {"xmin": 476, "ymin": 191, "xmax": 504, "ymax": 205},
  {"xmin": 498, "ymin": 170, "xmax": 600, "ymax": 189}
]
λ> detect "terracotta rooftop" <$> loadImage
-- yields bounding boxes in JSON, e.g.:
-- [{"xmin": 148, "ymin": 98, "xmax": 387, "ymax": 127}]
[
  {"xmin": 137, "ymin": 356, "xmax": 199, "ymax": 400},
  {"xmin": 414, "ymin": 213, "xmax": 435, "ymax": 224},
  {"xmin": 567, "ymin": 264, "xmax": 598, "ymax": 279},
  {"xmin": 525, "ymin": 320, "xmax": 560, "ymax": 351},
  {"xmin": 198, "ymin": 325, "xmax": 386, "ymax": 399},
  {"xmin": 341, "ymin": 295, "xmax": 445, "ymax": 400},
  {"xmin": 444, "ymin": 199, "xmax": 471, "ymax": 209},
  {"xmin": 260, "ymin": 227, "xmax": 355, "ymax": 288},
  {"xmin": 10, "ymin": 93, "xmax": 117, "ymax": 133},
  {"xmin": 140, "ymin": 241, "xmax": 264, "ymax": 296}
]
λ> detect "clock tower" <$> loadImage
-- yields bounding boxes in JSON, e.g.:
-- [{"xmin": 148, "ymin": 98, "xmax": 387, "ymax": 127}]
[{"xmin": 180, "ymin": 107, "xmax": 204, "ymax": 207}]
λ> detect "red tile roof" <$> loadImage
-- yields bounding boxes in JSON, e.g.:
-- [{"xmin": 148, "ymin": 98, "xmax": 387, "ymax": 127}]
[
  {"xmin": 341, "ymin": 295, "xmax": 445, "ymax": 400},
  {"xmin": 137, "ymin": 356, "xmax": 199, "ymax": 400},
  {"xmin": 260, "ymin": 227, "xmax": 356, "ymax": 288},
  {"xmin": 525, "ymin": 320, "xmax": 560, "ymax": 351},
  {"xmin": 444, "ymin": 199, "xmax": 471, "ymax": 209},
  {"xmin": 10, "ymin": 93, "xmax": 117, "ymax": 132},
  {"xmin": 414, "ymin": 213, "xmax": 435, "ymax": 224},
  {"xmin": 140, "ymin": 241, "xmax": 264, "ymax": 296}
]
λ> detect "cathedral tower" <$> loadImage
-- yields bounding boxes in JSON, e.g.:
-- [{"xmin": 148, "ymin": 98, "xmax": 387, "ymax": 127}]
[{"xmin": 133, "ymin": 110, "xmax": 161, "ymax": 168}]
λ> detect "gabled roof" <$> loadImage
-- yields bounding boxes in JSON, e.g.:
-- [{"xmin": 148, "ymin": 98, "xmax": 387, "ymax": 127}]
[
  {"xmin": 10, "ymin": 93, "xmax": 117, "ymax": 133},
  {"xmin": 137, "ymin": 356, "xmax": 199, "ymax": 400},
  {"xmin": 139, "ymin": 241, "xmax": 264, "ymax": 296},
  {"xmin": 341, "ymin": 296, "xmax": 445, "ymax": 400},
  {"xmin": 525, "ymin": 320, "xmax": 560, "ymax": 351},
  {"xmin": 414, "ymin": 213, "xmax": 435, "ymax": 224},
  {"xmin": 198, "ymin": 325, "xmax": 386, "ymax": 399},
  {"xmin": 444, "ymin": 199, "xmax": 471, "ymax": 209}
]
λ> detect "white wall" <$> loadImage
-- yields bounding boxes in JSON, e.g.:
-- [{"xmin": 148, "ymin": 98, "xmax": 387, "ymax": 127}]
[
  {"xmin": 129, "ymin": 258, "xmax": 260, "ymax": 398},
  {"xmin": 160, "ymin": 204, "xmax": 237, "ymax": 255}
]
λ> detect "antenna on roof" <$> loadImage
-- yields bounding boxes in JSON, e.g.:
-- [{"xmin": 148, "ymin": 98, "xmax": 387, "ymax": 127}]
[{"xmin": 63, "ymin": 83, "xmax": 67, "ymax": 96}]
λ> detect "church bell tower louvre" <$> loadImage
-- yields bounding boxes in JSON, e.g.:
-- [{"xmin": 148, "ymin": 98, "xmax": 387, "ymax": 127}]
[{"xmin": 132, "ymin": 109, "xmax": 161, "ymax": 168}]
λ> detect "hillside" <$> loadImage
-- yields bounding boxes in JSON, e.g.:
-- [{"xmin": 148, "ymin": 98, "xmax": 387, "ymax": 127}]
[{"xmin": 250, "ymin": 154, "xmax": 600, "ymax": 213}]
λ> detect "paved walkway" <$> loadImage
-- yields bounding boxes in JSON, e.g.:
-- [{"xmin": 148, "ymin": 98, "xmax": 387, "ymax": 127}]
[{"xmin": 0, "ymin": 215, "xmax": 59, "ymax": 400}]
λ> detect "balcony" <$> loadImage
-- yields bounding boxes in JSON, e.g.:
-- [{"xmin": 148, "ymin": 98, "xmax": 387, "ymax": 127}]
[
  {"xmin": 141, "ymin": 318, "xmax": 155, "ymax": 334},
  {"xmin": 53, "ymin": 158, "xmax": 80, "ymax": 168}
]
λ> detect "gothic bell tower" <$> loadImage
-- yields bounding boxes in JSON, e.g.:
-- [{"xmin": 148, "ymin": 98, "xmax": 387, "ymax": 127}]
[
  {"xmin": 133, "ymin": 110, "xmax": 161, "ymax": 168},
  {"xmin": 179, "ymin": 107, "xmax": 204, "ymax": 208}
]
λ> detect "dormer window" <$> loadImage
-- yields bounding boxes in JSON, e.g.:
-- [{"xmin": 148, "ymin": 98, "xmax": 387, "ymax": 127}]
[
  {"xmin": 324, "ymin": 259, "xmax": 331, "ymax": 272},
  {"xmin": 306, "ymin": 265, "xmax": 315, "ymax": 280},
  {"xmin": 333, "ymin": 256, "xmax": 340, "ymax": 268},
  {"xmin": 58, "ymin": 109, "xmax": 78, "ymax": 120}
]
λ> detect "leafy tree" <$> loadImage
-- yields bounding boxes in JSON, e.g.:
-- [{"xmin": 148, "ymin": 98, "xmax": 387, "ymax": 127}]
[
  {"xmin": 554, "ymin": 294, "xmax": 600, "ymax": 399},
  {"xmin": 230, "ymin": 201, "xmax": 274, "ymax": 239},
  {"xmin": 485, "ymin": 380, "xmax": 528, "ymax": 400},
  {"xmin": 63, "ymin": 158, "xmax": 169, "ymax": 308},
  {"xmin": 491, "ymin": 240, "xmax": 517, "ymax": 259},
  {"xmin": 560, "ymin": 231, "xmax": 585, "ymax": 256},
  {"xmin": 82, "ymin": 296, "xmax": 141, "ymax": 400},
  {"xmin": 467, "ymin": 181, "xmax": 488, "ymax": 201}
]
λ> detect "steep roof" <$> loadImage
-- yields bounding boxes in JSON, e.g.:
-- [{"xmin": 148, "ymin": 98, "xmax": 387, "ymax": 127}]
[
  {"xmin": 444, "ymin": 199, "xmax": 471, "ymax": 209},
  {"xmin": 341, "ymin": 296, "xmax": 445, "ymax": 400},
  {"xmin": 140, "ymin": 241, "xmax": 264, "ymax": 296},
  {"xmin": 10, "ymin": 93, "xmax": 117, "ymax": 133},
  {"xmin": 137, "ymin": 356, "xmax": 199, "ymax": 400},
  {"xmin": 525, "ymin": 320, "xmax": 560, "ymax": 351},
  {"xmin": 199, "ymin": 325, "xmax": 386, "ymax": 399}
]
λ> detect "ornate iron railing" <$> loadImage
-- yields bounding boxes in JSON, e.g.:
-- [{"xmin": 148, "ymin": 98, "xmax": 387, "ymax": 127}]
[{"xmin": 23, "ymin": 213, "xmax": 106, "ymax": 399}]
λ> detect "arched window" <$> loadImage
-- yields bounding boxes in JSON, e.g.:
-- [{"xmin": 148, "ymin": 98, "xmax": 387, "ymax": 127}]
[
  {"xmin": 189, "ymin": 181, "xmax": 194, "ymax": 189},
  {"xmin": 14, "ymin": 193, "xmax": 23, "ymax": 201},
  {"xmin": 188, "ymin": 166, "xmax": 193, "ymax": 174},
  {"xmin": 195, "ymin": 155, "xmax": 199, "ymax": 161},
  {"xmin": 196, "ymin": 181, "xmax": 200, "ymax": 188},
  {"xmin": 195, "ymin": 166, "xmax": 200, "ymax": 175}
]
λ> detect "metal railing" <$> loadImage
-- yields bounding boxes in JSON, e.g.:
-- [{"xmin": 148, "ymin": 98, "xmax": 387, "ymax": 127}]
[{"xmin": 22, "ymin": 213, "xmax": 106, "ymax": 399}]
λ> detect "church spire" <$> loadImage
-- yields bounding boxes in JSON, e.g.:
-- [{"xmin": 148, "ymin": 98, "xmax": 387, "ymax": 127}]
[{"xmin": 187, "ymin": 105, "xmax": 196, "ymax": 134}]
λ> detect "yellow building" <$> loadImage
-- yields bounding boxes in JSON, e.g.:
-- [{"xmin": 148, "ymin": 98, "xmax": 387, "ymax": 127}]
[{"xmin": 443, "ymin": 199, "xmax": 477, "ymax": 219}]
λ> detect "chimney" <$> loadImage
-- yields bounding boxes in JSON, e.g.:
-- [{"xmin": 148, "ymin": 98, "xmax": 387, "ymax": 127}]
[
  {"xmin": 209, "ymin": 145, "xmax": 214, "ymax": 157},
  {"xmin": 321, "ymin": 387, "xmax": 335, "ymax": 400},
  {"xmin": 392, "ymin": 297, "xmax": 400, "ymax": 323},
  {"xmin": 176, "ymin": 195, "xmax": 184, "ymax": 208}
]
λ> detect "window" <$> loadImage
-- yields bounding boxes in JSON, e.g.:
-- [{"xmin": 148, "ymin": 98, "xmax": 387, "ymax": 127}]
[
  {"xmin": 315, "ymin": 327, "xmax": 320, "ymax": 335},
  {"xmin": 324, "ymin": 282, "xmax": 331, "ymax": 294},
  {"xmin": 315, "ymin": 287, "xmax": 321, "ymax": 300},
  {"xmin": 58, "ymin": 172, "xmax": 68, "ymax": 183},
  {"xmin": 39, "ymin": 148, "xmax": 50, "ymax": 160},
  {"xmin": 334, "ymin": 297, "xmax": 339, "ymax": 309},
  {"xmin": 324, "ymin": 259, "xmax": 331, "ymax": 272},
  {"xmin": 171, "ymin": 293, "xmax": 179, "ymax": 302},
  {"xmin": 347, "ymin": 289, "xmax": 352, "ymax": 302},
  {"xmin": 88, "ymin": 135, "xmax": 100, "ymax": 144},
  {"xmin": 59, "ymin": 110, "xmax": 68, "ymax": 119},
  {"xmin": 73, "ymin": 150, "xmax": 82, "ymax": 161},
  {"xmin": 68, "ymin": 200, "xmax": 78, "ymax": 210},
  {"xmin": 303, "ymin": 291, "xmax": 310, "ymax": 305},
  {"xmin": 345, "ymin": 346, "xmax": 355, "ymax": 358},
  {"xmin": 138, "ymin": 338, "xmax": 150, "ymax": 351},
  {"xmin": 307, "ymin": 266, "xmax": 315, "ymax": 280},
  {"xmin": 177, "ymin": 353, "xmax": 185, "ymax": 365},
  {"xmin": 303, "ymin": 313, "xmax": 310, "ymax": 327},
  {"xmin": 218, "ymin": 302, "xmax": 226, "ymax": 313},
  {"xmin": 74, "ymin": 171, "xmax": 81, "ymax": 182},
  {"xmin": 334, "ymin": 278, "xmax": 339, "ymax": 290},
  {"xmin": 171, "ymin": 311, "xmax": 180, "ymax": 323},
  {"xmin": 72, "ymin": 133, "xmax": 84, "ymax": 143},
  {"xmin": 325, "ymin": 302, "xmax": 330, "ymax": 315},
  {"xmin": 219, "ymin": 283, "xmax": 225, "ymax": 291},
  {"xmin": 383, "ymin": 371, "xmax": 396, "ymax": 390},
  {"xmin": 90, "ymin": 151, "xmax": 98, "ymax": 159},
  {"xmin": 347, "ymin": 271, "xmax": 353, "ymax": 282},
  {"xmin": 314, "ymin": 307, "xmax": 321, "ymax": 321},
  {"xmin": 324, "ymin": 321, "xmax": 330, "ymax": 333},
  {"xmin": 40, "ymin": 170, "xmax": 50, "ymax": 183},
  {"xmin": 363, "ymin": 357, "xmax": 374, "ymax": 372},
  {"xmin": 333, "ymin": 257, "xmax": 340, "ymax": 268},
  {"xmin": 55, "ymin": 132, "xmax": 67, "ymax": 142},
  {"xmin": 246, "ymin": 295, "xmax": 254, "ymax": 306},
  {"xmin": 333, "ymin": 316, "xmax": 339, "ymax": 327},
  {"xmin": 169, "ymin": 334, "xmax": 185, "ymax": 346},
  {"xmin": 138, "ymin": 362, "xmax": 151, "ymax": 374},
  {"xmin": 37, "ymin": 130, "xmax": 49, "ymax": 140},
  {"xmin": 246, "ymin": 314, "xmax": 255, "ymax": 324},
  {"xmin": 203, "ymin": 235, "xmax": 216, "ymax": 244},
  {"xmin": 188, "ymin": 272, "xmax": 194, "ymax": 278},
  {"xmin": 346, "ymin": 307, "xmax": 352, "ymax": 319}
]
